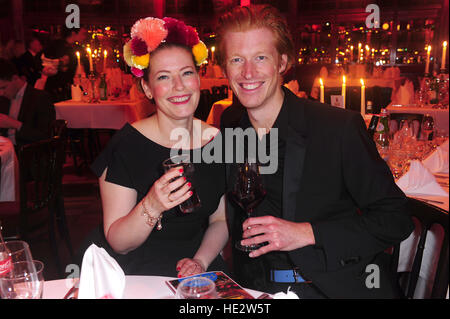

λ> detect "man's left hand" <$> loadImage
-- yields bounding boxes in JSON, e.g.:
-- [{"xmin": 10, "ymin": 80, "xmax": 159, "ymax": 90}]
[{"xmin": 241, "ymin": 216, "xmax": 316, "ymax": 258}]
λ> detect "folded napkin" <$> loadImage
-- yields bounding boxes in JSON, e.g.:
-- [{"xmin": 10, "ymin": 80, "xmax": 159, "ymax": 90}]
[
  {"xmin": 272, "ymin": 287, "xmax": 300, "ymax": 299},
  {"xmin": 422, "ymin": 140, "xmax": 449, "ymax": 174},
  {"xmin": 395, "ymin": 80, "xmax": 415, "ymax": 105},
  {"xmin": 284, "ymin": 80, "xmax": 299, "ymax": 94},
  {"xmin": 71, "ymin": 85, "xmax": 83, "ymax": 101},
  {"xmin": 78, "ymin": 244, "xmax": 126, "ymax": 299},
  {"xmin": 396, "ymin": 160, "xmax": 448, "ymax": 196}
]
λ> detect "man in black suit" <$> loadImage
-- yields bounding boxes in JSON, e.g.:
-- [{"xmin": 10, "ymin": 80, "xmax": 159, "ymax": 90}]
[
  {"xmin": 217, "ymin": 5, "xmax": 413, "ymax": 298},
  {"xmin": 0, "ymin": 58, "xmax": 55, "ymax": 149},
  {"xmin": 17, "ymin": 37, "xmax": 43, "ymax": 86}
]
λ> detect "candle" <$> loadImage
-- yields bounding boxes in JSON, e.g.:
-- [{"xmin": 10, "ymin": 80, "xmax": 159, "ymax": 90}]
[
  {"xmin": 442, "ymin": 41, "xmax": 447, "ymax": 70},
  {"xmin": 425, "ymin": 45, "xmax": 431, "ymax": 74},
  {"xmin": 103, "ymin": 49, "xmax": 108, "ymax": 71},
  {"xmin": 211, "ymin": 46, "xmax": 215, "ymax": 64},
  {"xmin": 319, "ymin": 78, "xmax": 324, "ymax": 103},
  {"xmin": 342, "ymin": 75, "xmax": 346, "ymax": 107},
  {"xmin": 360, "ymin": 78, "xmax": 365, "ymax": 117},
  {"xmin": 87, "ymin": 47, "xmax": 93, "ymax": 72}
]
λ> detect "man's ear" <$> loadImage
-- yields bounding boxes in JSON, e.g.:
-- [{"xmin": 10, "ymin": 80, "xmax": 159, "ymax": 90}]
[
  {"xmin": 140, "ymin": 78, "xmax": 153, "ymax": 100},
  {"xmin": 279, "ymin": 54, "xmax": 288, "ymax": 74}
]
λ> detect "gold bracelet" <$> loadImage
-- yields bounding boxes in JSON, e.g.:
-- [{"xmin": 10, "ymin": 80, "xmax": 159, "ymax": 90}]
[{"xmin": 141, "ymin": 200, "xmax": 162, "ymax": 230}]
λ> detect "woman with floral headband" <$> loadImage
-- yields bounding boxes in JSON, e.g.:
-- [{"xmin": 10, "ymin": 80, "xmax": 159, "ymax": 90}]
[{"xmin": 90, "ymin": 17, "xmax": 228, "ymax": 277}]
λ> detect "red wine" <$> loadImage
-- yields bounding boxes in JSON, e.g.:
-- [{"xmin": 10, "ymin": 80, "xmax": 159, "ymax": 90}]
[{"xmin": 228, "ymin": 190, "xmax": 266, "ymax": 213}]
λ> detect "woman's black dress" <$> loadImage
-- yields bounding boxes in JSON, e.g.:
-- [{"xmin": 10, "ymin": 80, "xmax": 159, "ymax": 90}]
[{"xmin": 90, "ymin": 123, "xmax": 227, "ymax": 276}]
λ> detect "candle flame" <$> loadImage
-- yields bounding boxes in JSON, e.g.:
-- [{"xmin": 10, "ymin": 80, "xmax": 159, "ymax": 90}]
[
  {"xmin": 360, "ymin": 78, "xmax": 365, "ymax": 86},
  {"xmin": 342, "ymin": 75, "xmax": 346, "ymax": 84},
  {"xmin": 444, "ymin": 41, "xmax": 448, "ymax": 48},
  {"xmin": 427, "ymin": 45, "xmax": 431, "ymax": 53},
  {"xmin": 86, "ymin": 47, "xmax": 92, "ymax": 54},
  {"xmin": 319, "ymin": 78, "xmax": 323, "ymax": 86},
  {"xmin": 104, "ymin": 49, "xmax": 107, "ymax": 57},
  {"xmin": 76, "ymin": 51, "xmax": 80, "ymax": 58}
]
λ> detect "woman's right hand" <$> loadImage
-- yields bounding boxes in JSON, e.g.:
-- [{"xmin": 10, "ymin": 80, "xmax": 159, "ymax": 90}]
[{"xmin": 143, "ymin": 167, "xmax": 193, "ymax": 215}]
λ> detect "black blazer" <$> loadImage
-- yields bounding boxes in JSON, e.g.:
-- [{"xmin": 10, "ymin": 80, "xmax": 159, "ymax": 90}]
[
  {"xmin": 0, "ymin": 85, "xmax": 56, "ymax": 149},
  {"xmin": 221, "ymin": 87, "xmax": 414, "ymax": 298}
]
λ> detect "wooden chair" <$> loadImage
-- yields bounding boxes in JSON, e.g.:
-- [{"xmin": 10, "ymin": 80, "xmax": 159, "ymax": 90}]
[
  {"xmin": 194, "ymin": 89, "xmax": 213, "ymax": 121},
  {"xmin": 0, "ymin": 137, "xmax": 71, "ymax": 277},
  {"xmin": 391, "ymin": 198, "xmax": 449, "ymax": 298}
]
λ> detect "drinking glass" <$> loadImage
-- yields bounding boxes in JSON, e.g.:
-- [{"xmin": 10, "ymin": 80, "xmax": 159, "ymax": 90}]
[
  {"xmin": 228, "ymin": 161, "xmax": 266, "ymax": 252},
  {"xmin": 33, "ymin": 260, "xmax": 45, "ymax": 299},
  {"xmin": 3, "ymin": 240, "xmax": 34, "ymax": 263},
  {"xmin": 387, "ymin": 149, "xmax": 409, "ymax": 180},
  {"xmin": 175, "ymin": 276, "xmax": 218, "ymax": 299},
  {"xmin": 421, "ymin": 114, "xmax": 434, "ymax": 141},
  {"xmin": 0, "ymin": 261, "xmax": 41, "ymax": 299},
  {"xmin": 162, "ymin": 154, "xmax": 201, "ymax": 213}
]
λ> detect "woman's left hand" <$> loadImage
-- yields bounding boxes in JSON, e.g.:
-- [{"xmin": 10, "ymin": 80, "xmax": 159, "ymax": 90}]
[{"xmin": 176, "ymin": 258, "xmax": 206, "ymax": 278}]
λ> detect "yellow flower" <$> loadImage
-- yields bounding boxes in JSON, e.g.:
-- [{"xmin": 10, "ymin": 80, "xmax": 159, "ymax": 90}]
[
  {"xmin": 131, "ymin": 53, "xmax": 150, "ymax": 70},
  {"xmin": 123, "ymin": 41, "xmax": 134, "ymax": 67},
  {"xmin": 192, "ymin": 41, "xmax": 208, "ymax": 66}
]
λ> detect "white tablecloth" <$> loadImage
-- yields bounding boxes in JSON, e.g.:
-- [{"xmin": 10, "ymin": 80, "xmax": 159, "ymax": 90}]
[
  {"xmin": 0, "ymin": 137, "xmax": 18, "ymax": 202},
  {"xmin": 386, "ymin": 105, "xmax": 449, "ymax": 134},
  {"xmin": 43, "ymin": 275, "xmax": 263, "ymax": 299},
  {"xmin": 55, "ymin": 98, "xmax": 155, "ymax": 130}
]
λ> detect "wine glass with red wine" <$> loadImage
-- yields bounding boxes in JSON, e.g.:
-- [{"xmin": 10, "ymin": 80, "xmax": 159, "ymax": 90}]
[{"xmin": 228, "ymin": 161, "xmax": 266, "ymax": 252}]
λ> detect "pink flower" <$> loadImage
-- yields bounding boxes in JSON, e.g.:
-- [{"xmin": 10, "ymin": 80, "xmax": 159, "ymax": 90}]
[
  {"xmin": 163, "ymin": 17, "xmax": 198, "ymax": 47},
  {"xmin": 131, "ymin": 67, "xmax": 144, "ymax": 77},
  {"xmin": 131, "ymin": 17, "xmax": 168, "ymax": 52}
]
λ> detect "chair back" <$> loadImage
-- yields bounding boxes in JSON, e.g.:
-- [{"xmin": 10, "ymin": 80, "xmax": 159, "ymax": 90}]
[
  {"xmin": 194, "ymin": 89, "xmax": 213, "ymax": 121},
  {"xmin": 17, "ymin": 137, "xmax": 65, "ymax": 232},
  {"xmin": 367, "ymin": 86, "xmax": 393, "ymax": 113},
  {"xmin": 391, "ymin": 198, "xmax": 449, "ymax": 298}
]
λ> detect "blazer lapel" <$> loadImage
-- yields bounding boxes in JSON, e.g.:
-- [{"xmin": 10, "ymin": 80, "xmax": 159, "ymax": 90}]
[
  {"xmin": 282, "ymin": 95, "xmax": 309, "ymax": 222},
  {"xmin": 17, "ymin": 84, "xmax": 32, "ymax": 122}
]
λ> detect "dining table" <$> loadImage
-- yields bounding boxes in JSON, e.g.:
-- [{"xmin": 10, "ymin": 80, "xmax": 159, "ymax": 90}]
[
  {"xmin": 386, "ymin": 105, "xmax": 449, "ymax": 134},
  {"xmin": 0, "ymin": 136, "xmax": 18, "ymax": 202},
  {"xmin": 43, "ymin": 275, "xmax": 266, "ymax": 299},
  {"xmin": 54, "ymin": 98, "xmax": 155, "ymax": 130}
]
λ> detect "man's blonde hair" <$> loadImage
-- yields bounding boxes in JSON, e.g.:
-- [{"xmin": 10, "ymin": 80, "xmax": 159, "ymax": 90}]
[{"xmin": 215, "ymin": 4, "xmax": 295, "ymax": 75}]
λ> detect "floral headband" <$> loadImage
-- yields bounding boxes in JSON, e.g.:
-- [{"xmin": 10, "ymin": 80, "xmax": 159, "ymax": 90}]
[{"xmin": 123, "ymin": 17, "xmax": 208, "ymax": 77}]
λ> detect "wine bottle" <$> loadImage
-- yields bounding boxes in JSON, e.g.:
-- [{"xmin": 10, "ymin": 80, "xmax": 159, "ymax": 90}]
[{"xmin": 99, "ymin": 73, "xmax": 107, "ymax": 101}]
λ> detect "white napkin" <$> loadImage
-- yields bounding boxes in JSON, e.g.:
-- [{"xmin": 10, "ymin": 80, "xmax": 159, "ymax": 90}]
[
  {"xmin": 272, "ymin": 287, "xmax": 300, "ymax": 299},
  {"xmin": 78, "ymin": 244, "xmax": 126, "ymax": 299},
  {"xmin": 395, "ymin": 80, "xmax": 415, "ymax": 105},
  {"xmin": 71, "ymin": 85, "xmax": 83, "ymax": 101},
  {"xmin": 396, "ymin": 160, "xmax": 448, "ymax": 196},
  {"xmin": 284, "ymin": 80, "xmax": 299, "ymax": 94},
  {"xmin": 422, "ymin": 140, "xmax": 449, "ymax": 174}
]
